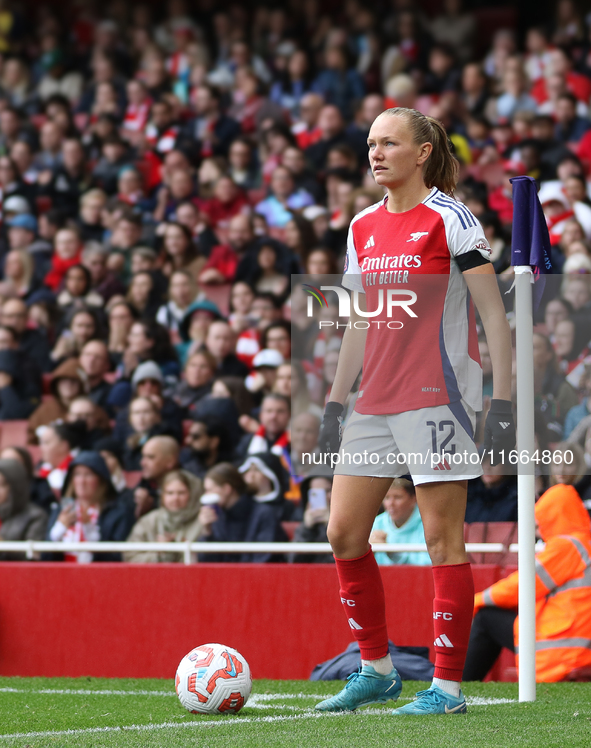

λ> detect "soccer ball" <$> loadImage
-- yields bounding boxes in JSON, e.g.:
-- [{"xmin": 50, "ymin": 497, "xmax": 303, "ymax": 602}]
[{"xmin": 175, "ymin": 643, "xmax": 252, "ymax": 715}]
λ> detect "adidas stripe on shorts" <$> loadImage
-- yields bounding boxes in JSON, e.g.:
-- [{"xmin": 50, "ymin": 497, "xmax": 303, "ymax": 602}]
[{"xmin": 334, "ymin": 399, "xmax": 483, "ymax": 485}]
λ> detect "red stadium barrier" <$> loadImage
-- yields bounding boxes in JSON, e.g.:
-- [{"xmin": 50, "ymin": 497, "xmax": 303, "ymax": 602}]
[{"xmin": 0, "ymin": 563, "xmax": 500, "ymax": 680}]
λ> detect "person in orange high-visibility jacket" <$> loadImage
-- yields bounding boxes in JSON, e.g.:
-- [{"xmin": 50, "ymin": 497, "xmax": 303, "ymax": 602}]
[{"xmin": 463, "ymin": 483, "xmax": 591, "ymax": 682}]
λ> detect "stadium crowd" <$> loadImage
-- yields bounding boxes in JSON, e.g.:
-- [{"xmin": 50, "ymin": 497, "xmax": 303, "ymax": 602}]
[{"xmin": 0, "ymin": 0, "xmax": 591, "ymax": 577}]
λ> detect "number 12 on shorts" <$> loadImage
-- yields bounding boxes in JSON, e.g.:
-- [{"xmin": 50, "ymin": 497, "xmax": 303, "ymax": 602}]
[{"xmin": 426, "ymin": 420, "xmax": 456, "ymax": 455}]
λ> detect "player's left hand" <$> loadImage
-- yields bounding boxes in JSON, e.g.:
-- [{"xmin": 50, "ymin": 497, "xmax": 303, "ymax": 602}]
[{"xmin": 483, "ymin": 399, "xmax": 516, "ymax": 466}]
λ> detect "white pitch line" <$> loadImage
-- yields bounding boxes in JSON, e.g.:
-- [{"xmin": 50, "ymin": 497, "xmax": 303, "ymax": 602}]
[
  {"xmin": 0, "ymin": 693, "xmax": 518, "ymax": 741},
  {"xmin": 0, "ymin": 688, "xmax": 326, "ymax": 700}
]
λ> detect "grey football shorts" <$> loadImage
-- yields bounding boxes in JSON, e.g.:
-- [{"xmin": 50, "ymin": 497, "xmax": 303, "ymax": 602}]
[{"xmin": 334, "ymin": 399, "xmax": 483, "ymax": 485}]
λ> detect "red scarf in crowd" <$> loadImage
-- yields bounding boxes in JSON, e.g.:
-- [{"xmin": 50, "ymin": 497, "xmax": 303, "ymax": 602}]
[{"xmin": 44, "ymin": 250, "xmax": 83, "ymax": 292}]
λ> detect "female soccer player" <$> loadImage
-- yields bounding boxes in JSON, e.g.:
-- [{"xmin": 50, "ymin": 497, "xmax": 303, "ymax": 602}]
[{"xmin": 314, "ymin": 108, "xmax": 515, "ymax": 716}]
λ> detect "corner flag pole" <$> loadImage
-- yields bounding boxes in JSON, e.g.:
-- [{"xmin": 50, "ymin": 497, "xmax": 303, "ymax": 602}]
[
  {"xmin": 514, "ymin": 267, "xmax": 537, "ymax": 703},
  {"xmin": 510, "ymin": 175, "xmax": 552, "ymax": 702}
]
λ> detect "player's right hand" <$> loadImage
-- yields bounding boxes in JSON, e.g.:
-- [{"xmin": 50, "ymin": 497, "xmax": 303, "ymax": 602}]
[{"xmin": 318, "ymin": 401, "xmax": 344, "ymax": 456}]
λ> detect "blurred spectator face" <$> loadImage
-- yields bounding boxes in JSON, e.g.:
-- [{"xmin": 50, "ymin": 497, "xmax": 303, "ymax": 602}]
[
  {"xmin": 309, "ymin": 476, "xmax": 332, "ymax": 506},
  {"xmin": 81, "ymin": 193, "xmax": 107, "ymax": 224},
  {"xmin": 162, "ymin": 478, "xmax": 191, "ymax": 512},
  {"xmin": 55, "ymin": 229, "xmax": 80, "ymax": 260},
  {"xmin": 170, "ymin": 170, "xmax": 193, "ymax": 200},
  {"xmin": 140, "ymin": 439, "xmax": 177, "ymax": 480},
  {"xmin": 131, "ymin": 251, "xmax": 155, "ymax": 274},
  {"xmin": 360, "ymin": 95, "xmax": 384, "ymax": 127},
  {"xmin": 260, "ymin": 397, "xmax": 290, "ymax": 436},
  {"xmin": 563, "ymin": 278, "xmax": 591, "ymax": 310},
  {"xmin": 563, "ymin": 178, "xmax": 587, "ymax": 205},
  {"xmin": 555, "ymin": 96, "xmax": 576, "ymax": 125},
  {"xmin": 71, "ymin": 312, "xmax": 96, "ymax": 345},
  {"xmin": 553, "ymin": 319, "xmax": 575, "ymax": 357},
  {"xmin": 184, "ymin": 421, "xmax": 214, "ymax": 457},
  {"xmin": 151, "ymin": 102, "xmax": 173, "ymax": 131},
  {"xmin": 71, "ymin": 465, "xmax": 101, "ymax": 501},
  {"xmin": 291, "ymin": 412, "xmax": 319, "ymax": 455},
  {"xmin": 67, "ymin": 398, "xmax": 98, "ymax": 430},
  {"xmin": 79, "ymin": 341, "xmax": 110, "ymax": 379},
  {"xmin": 62, "ymin": 140, "xmax": 84, "ymax": 172},
  {"xmin": 130, "ymin": 397, "xmax": 159, "ymax": 433},
  {"xmin": 8, "ymin": 225, "xmax": 34, "ymax": 250},
  {"xmin": 214, "ymin": 176, "xmax": 237, "ymax": 204},
  {"xmin": 128, "ymin": 322, "xmax": 153, "ymax": 356},
  {"xmin": 128, "ymin": 273, "xmax": 154, "ymax": 307},
  {"xmin": 193, "ymin": 86, "xmax": 217, "ymax": 117},
  {"xmin": 251, "ymin": 296, "xmax": 279, "ymax": 328},
  {"xmin": 1, "ymin": 299, "xmax": 28, "ymax": 333},
  {"xmin": 10, "ymin": 142, "xmax": 32, "ymax": 174},
  {"xmin": 266, "ymin": 326, "xmax": 291, "ymax": 360},
  {"xmin": 318, "ymin": 106, "xmax": 344, "ymax": 139},
  {"xmin": 84, "ymin": 251, "xmax": 107, "ymax": 283},
  {"xmin": 228, "ymin": 215, "xmax": 254, "ymax": 250},
  {"xmin": 526, "ymin": 28, "xmax": 548, "ymax": 54},
  {"xmin": 306, "ymin": 249, "xmax": 332, "ymax": 274},
  {"xmin": 176, "ymin": 202, "xmax": 200, "ymax": 232},
  {"xmin": 229, "ymin": 140, "xmax": 251, "ymax": 170},
  {"xmin": 4, "ymin": 250, "xmax": 26, "ymax": 280},
  {"xmin": 164, "ymin": 223, "xmax": 190, "ymax": 259},
  {"xmin": 188, "ymin": 310, "xmax": 215, "ymax": 341},
  {"xmin": 299, "ymin": 94, "xmax": 323, "ymax": 128},
  {"xmin": 0, "ymin": 159, "xmax": 16, "ymax": 193},
  {"xmin": 169, "ymin": 271, "xmax": 194, "ymax": 308},
  {"xmin": 288, "ymin": 49, "xmax": 308, "ymax": 79},
  {"xmin": 533, "ymin": 333, "xmax": 554, "ymax": 370},
  {"xmin": 127, "ymin": 79, "xmax": 148, "ymax": 106},
  {"xmin": 0, "ymin": 110, "xmax": 19, "ymax": 138},
  {"xmin": 544, "ymin": 299, "xmax": 570, "ymax": 334},
  {"xmin": 557, "ymin": 158, "xmax": 583, "ymax": 182},
  {"xmin": 0, "ymin": 327, "xmax": 17, "ymax": 350},
  {"xmin": 462, "ymin": 64, "xmax": 485, "ymax": 93},
  {"xmin": 65, "ymin": 266, "xmax": 88, "ymax": 297},
  {"xmin": 118, "ymin": 218, "xmax": 142, "ymax": 248},
  {"xmin": 185, "ymin": 353, "xmax": 215, "ymax": 388},
  {"xmin": 270, "ymin": 167, "xmax": 294, "ymax": 200},
  {"xmin": 136, "ymin": 376, "xmax": 162, "ymax": 398},
  {"xmin": 118, "ymin": 169, "xmax": 142, "ymax": 196},
  {"xmin": 164, "ymin": 150, "xmax": 191, "ymax": 179},
  {"xmin": 565, "ymin": 240, "xmax": 591, "ymax": 259},
  {"xmin": 531, "ymin": 118, "xmax": 555, "ymax": 142},
  {"xmin": 109, "ymin": 302, "xmax": 133, "ymax": 332},
  {"xmin": 56, "ymin": 377, "xmax": 81, "ymax": 403},
  {"xmin": 230, "ymin": 282, "xmax": 255, "ymax": 314},
  {"xmin": 211, "ymin": 380, "xmax": 231, "ymax": 397},
  {"xmin": 258, "ymin": 244, "xmax": 277, "ymax": 270},
  {"xmin": 206, "ymin": 321, "xmax": 234, "ymax": 360},
  {"xmin": 242, "ymin": 463, "xmax": 272, "ymax": 496},
  {"xmin": 273, "ymin": 364, "xmax": 292, "ymax": 398},
  {"xmin": 383, "ymin": 484, "xmax": 416, "ymax": 528},
  {"xmin": 282, "ymin": 147, "xmax": 305, "ymax": 175},
  {"xmin": 39, "ymin": 426, "xmax": 70, "ymax": 467}
]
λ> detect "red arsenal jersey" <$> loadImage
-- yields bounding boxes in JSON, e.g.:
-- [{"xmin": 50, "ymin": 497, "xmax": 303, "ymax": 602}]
[{"xmin": 342, "ymin": 187, "xmax": 491, "ymax": 415}]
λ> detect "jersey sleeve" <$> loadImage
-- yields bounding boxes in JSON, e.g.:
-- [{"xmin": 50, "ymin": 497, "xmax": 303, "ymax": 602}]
[
  {"xmin": 444, "ymin": 209, "xmax": 492, "ymax": 267},
  {"xmin": 342, "ymin": 224, "xmax": 365, "ymax": 293}
]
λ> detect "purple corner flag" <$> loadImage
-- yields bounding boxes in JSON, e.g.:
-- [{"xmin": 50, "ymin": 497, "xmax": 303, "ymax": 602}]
[{"xmin": 510, "ymin": 176, "xmax": 553, "ymax": 274}]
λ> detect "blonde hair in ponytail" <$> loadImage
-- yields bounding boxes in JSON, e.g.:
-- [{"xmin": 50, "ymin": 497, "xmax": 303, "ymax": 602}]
[{"xmin": 383, "ymin": 108, "xmax": 459, "ymax": 196}]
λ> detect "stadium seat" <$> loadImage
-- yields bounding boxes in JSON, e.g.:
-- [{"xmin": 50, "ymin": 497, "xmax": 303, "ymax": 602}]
[
  {"xmin": 0, "ymin": 421, "xmax": 29, "ymax": 450},
  {"xmin": 482, "ymin": 522, "xmax": 518, "ymax": 567},
  {"xmin": 465, "ymin": 522, "xmax": 486, "ymax": 564},
  {"xmin": 281, "ymin": 521, "xmax": 300, "ymax": 541}
]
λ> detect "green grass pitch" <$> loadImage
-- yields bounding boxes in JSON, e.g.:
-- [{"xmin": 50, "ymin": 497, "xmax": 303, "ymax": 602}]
[{"xmin": 0, "ymin": 676, "xmax": 590, "ymax": 747}]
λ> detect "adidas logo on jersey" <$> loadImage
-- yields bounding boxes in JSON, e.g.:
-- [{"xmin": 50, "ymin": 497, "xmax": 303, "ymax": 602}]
[
  {"xmin": 364, "ymin": 235, "xmax": 376, "ymax": 249},
  {"xmin": 500, "ymin": 422, "xmax": 511, "ymax": 429},
  {"xmin": 433, "ymin": 458, "xmax": 451, "ymax": 471},
  {"xmin": 434, "ymin": 634, "xmax": 454, "ymax": 648},
  {"xmin": 406, "ymin": 231, "xmax": 429, "ymax": 242},
  {"xmin": 348, "ymin": 618, "xmax": 363, "ymax": 630}
]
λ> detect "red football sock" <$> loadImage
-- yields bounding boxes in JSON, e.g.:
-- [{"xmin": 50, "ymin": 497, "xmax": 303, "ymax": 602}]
[
  {"xmin": 334, "ymin": 548, "xmax": 389, "ymax": 660},
  {"xmin": 432, "ymin": 563, "xmax": 474, "ymax": 681}
]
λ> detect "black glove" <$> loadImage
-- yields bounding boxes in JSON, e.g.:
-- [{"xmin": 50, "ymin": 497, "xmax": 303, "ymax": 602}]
[
  {"xmin": 318, "ymin": 401, "xmax": 344, "ymax": 456},
  {"xmin": 483, "ymin": 399, "xmax": 516, "ymax": 466}
]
